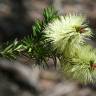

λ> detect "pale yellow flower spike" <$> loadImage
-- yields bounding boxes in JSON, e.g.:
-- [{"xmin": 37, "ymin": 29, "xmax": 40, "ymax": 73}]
[{"xmin": 44, "ymin": 14, "xmax": 92, "ymax": 56}]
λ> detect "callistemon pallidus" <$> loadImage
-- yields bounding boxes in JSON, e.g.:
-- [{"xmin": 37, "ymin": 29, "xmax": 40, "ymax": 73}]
[
  {"xmin": 44, "ymin": 15, "xmax": 92, "ymax": 56},
  {"xmin": 44, "ymin": 14, "xmax": 96, "ymax": 83},
  {"xmin": 60, "ymin": 45, "xmax": 96, "ymax": 83}
]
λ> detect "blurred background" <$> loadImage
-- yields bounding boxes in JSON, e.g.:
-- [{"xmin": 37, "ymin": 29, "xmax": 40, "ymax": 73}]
[{"xmin": 0, "ymin": 0, "xmax": 96, "ymax": 42}]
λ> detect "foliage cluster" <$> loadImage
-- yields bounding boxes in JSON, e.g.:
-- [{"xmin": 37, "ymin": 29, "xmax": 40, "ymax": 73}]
[{"xmin": 0, "ymin": 7, "xmax": 58, "ymax": 67}]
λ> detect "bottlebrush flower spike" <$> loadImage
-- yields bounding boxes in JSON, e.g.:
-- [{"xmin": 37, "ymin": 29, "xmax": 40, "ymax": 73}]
[
  {"xmin": 44, "ymin": 14, "xmax": 92, "ymax": 56},
  {"xmin": 60, "ymin": 45, "xmax": 96, "ymax": 83}
]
